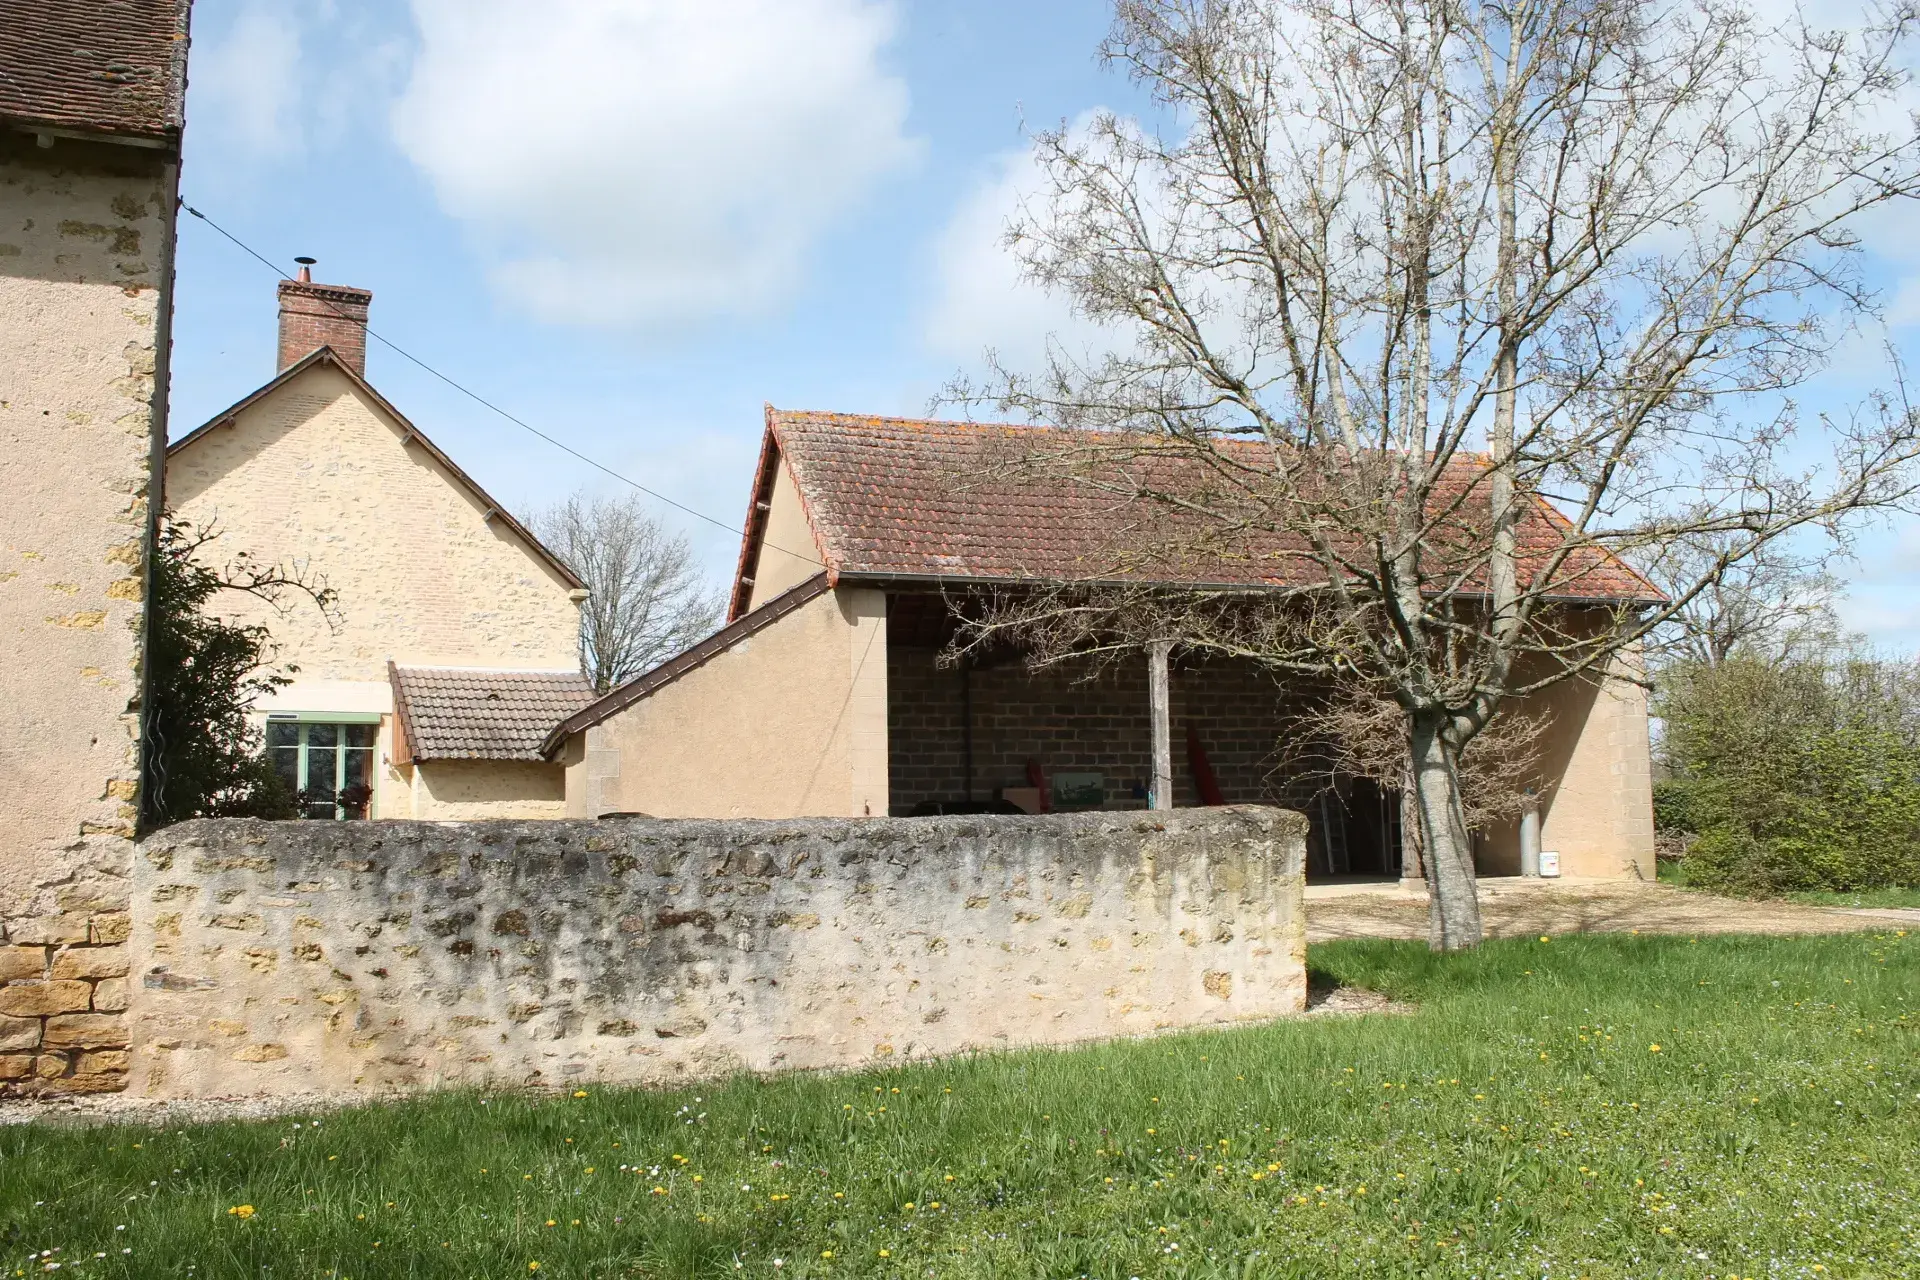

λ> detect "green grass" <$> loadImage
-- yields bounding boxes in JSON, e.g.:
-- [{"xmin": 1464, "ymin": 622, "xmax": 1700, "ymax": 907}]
[
  {"xmin": 1783, "ymin": 886, "xmax": 1920, "ymax": 910},
  {"xmin": 6, "ymin": 931, "xmax": 1917, "ymax": 1279}
]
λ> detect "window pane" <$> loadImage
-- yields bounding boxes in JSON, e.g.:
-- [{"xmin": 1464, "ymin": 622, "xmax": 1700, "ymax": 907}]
[
  {"xmin": 265, "ymin": 721, "xmax": 298, "ymax": 750},
  {"xmin": 270, "ymin": 747, "xmax": 299, "ymax": 794},
  {"xmin": 345, "ymin": 724, "xmax": 377, "ymax": 749},
  {"xmin": 302, "ymin": 732, "xmax": 337, "ymax": 819},
  {"xmin": 341, "ymin": 747, "xmax": 373, "ymax": 820}
]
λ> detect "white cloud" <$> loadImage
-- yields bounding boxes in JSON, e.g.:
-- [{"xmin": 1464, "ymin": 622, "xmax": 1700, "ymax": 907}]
[
  {"xmin": 921, "ymin": 117, "xmax": 1120, "ymax": 371},
  {"xmin": 189, "ymin": 2, "xmax": 304, "ymax": 156},
  {"xmin": 391, "ymin": 0, "xmax": 918, "ymax": 328}
]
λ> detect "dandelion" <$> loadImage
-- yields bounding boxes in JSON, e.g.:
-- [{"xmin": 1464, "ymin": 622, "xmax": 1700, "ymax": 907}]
[
  {"xmin": 573, "ymin": 1090, "xmax": 588, "ymax": 1098},
  {"xmin": 1649, "ymin": 1044, "xmax": 1662, "ymax": 1053},
  {"xmin": 528, "ymin": 1264, "xmax": 541, "ymax": 1273},
  {"xmin": 226, "ymin": 1205, "xmax": 255, "ymax": 1220},
  {"xmin": 821, "ymin": 1250, "xmax": 834, "ymax": 1259}
]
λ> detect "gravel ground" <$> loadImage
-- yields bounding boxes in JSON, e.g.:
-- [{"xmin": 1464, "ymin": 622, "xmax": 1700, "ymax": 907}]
[{"xmin": 1307, "ymin": 877, "xmax": 1920, "ymax": 942}]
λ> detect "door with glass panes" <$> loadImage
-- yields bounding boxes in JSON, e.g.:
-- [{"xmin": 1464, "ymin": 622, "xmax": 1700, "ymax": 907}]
[{"xmin": 265, "ymin": 718, "xmax": 377, "ymax": 819}]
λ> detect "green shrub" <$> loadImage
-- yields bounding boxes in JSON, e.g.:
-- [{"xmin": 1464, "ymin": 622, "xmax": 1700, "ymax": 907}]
[{"xmin": 1656, "ymin": 654, "xmax": 1920, "ymax": 894}]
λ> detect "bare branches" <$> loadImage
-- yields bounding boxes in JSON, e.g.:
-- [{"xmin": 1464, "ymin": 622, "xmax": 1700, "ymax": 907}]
[
  {"xmin": 939, "ymin": 0, "xmax": 1920, "ymax": 948},
  {"xmin": 529, "ymin": 491, "xmax": 724, "ymax": 692}
]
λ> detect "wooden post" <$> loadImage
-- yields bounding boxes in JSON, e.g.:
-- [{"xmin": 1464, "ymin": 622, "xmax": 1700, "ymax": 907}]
[{"xmin": 1148, "ymin": 641, "xmax": 1172, "ymax": 810}]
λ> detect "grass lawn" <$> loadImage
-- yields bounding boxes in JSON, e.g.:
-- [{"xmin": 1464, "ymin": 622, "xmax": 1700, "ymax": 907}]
[{"xmin": 4, "ymin": 931, "xmax": 1916, "ymax": 1279}]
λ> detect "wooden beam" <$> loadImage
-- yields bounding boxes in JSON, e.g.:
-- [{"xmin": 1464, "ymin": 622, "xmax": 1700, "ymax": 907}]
[{"xmin": 1148, "ymin": 641, "xmax": 1172, "ymax": 811}]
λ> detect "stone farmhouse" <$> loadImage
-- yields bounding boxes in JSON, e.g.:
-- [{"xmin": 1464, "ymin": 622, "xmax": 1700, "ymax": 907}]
[
  {"xmin": 1, "ymin": 0, "xmax": 192, "ymax": 1096},
  {"xmin": 544, "ymin": 408, "xmax": 1659, "ymax": 881},
  {"xmin": 165, "ymin": 276, "xmax": 596, "ymax": 820}
]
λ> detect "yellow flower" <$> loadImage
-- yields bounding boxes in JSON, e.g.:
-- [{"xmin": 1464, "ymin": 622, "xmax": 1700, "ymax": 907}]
[
  {"xmin": 1539, "ymin": 935, "xmax": 1551, "ymax": 943},
  {"xmin": 545, "ymin": 1219, "xmax": 557, "ymax": 1227},
  {"xmin": 821, "ymin": 1250, "xmax": 834, "ymax": 1259},
  {"xmin": 878, "ymin": 1249, "xmax": 891, "ymax": 1258},
  {"xmin": 572, "ymin": 1090, "xmax": 588, "ymax": 1098},
  {"xmin": 1649, "ymin": 1044, "xmax": 1662, "ymax": 1053},
  {"xmin": 226, "ymin": 1205, "xmax": 255, "ymax": 1220},
  {"xmin": 902, "ymin": 1202, "xmax": 915, "ymax": 1211},
  {"xmin": 528, "ymin": 1265, "xmax": 541, "ymax": 1273}
]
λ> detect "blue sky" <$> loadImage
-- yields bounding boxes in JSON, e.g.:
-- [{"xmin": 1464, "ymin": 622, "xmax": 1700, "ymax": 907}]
[
  {"xmin": 171, "ymin": 0, "xmax": 1137, "ymax": 575},
  {"xmin": 168, "ymin": 0, "xmax": 1920, "ymax": 648}
]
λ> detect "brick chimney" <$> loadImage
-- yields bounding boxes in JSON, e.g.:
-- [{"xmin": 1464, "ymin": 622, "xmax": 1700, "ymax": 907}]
[{"xmin": 277, "ymin": 260, "xmax": 373, "ymax": 377}]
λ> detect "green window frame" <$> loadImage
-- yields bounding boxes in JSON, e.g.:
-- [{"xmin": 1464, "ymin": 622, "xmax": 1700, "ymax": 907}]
[{"xmin": 265, "ymin": 716, "xmax": 380, "ymax": 820}]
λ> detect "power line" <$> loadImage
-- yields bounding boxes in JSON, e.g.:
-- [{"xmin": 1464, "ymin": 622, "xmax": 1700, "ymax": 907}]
[{"xmin": 177, "ymin": 198, "xmax": 824, "ymax": 571}]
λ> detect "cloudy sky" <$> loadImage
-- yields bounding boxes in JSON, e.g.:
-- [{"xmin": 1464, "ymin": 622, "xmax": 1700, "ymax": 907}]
[{"xmin": 169, "ymin": 0, "xmax": 1920, "ymax": 647}]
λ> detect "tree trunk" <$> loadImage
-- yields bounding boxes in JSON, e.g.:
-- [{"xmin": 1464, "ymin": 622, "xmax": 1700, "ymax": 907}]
[{"xmin": 1410, "ymin": 710, "xmax": 1483, "ymax": 950}]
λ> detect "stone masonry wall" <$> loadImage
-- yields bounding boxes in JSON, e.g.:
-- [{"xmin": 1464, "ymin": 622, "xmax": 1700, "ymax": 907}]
[
  {"xmin": 126, "ymin": 809, "xmax": 1306, "ymax": 1098},
  {"xmin": 0, "ymin": 134, "xmax": 176, "ymax": 1098}
]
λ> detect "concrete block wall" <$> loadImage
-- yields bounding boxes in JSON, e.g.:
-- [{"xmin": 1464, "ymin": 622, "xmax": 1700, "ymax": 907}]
[
  {"xmin": 128, "ymin": 809, "xmax": 1307, "ymax": 1098},
  {"xmin": 887, "ymin": 648, "xmax": 1307, "ymax": 812}
]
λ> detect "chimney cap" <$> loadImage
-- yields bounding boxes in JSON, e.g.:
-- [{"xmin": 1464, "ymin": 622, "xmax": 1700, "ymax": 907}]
[
  {"xmin": 293, "ymin": 255, "xmax": 316, "ymax": 282},
  {"xmin": 293, "ymin": 255, "xmax": 317, "ymax": 265}
]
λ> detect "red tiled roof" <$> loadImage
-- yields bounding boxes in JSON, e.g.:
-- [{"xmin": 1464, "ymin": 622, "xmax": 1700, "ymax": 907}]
[
  {"xmin": 390, "ymin": 665, "xmax": 596, "ymax": 762},
  {"xmin": 0, "ymin": 0, "xmax": 191, "ymax": 145},
  {"xmin": 731, "ymin": 407, "xmax": 1660, "ymax": 618}
]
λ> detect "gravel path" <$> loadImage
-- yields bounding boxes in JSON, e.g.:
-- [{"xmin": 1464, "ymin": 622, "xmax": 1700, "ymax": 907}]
[{"xmin": 1308, "ymin": 878, "xmax": 1914, "ymax": 942}]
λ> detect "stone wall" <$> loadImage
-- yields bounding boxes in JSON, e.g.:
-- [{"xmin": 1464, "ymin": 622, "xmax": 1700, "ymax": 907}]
[
  {"xmin": 126, "ymin": 808, "xmax": 1306, "ymax": 1098},
  {"xmin": 0, "ymin": 132, "xmax": 178, "ymax": 1098}
]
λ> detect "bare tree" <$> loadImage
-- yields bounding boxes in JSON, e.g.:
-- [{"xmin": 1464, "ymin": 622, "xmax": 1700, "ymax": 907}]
[
  {"xmin": 947, "ymin": 0, "xmax": 1920, "ymax": 948},
  {"xmin": 530, "ymin": 491, "xmax": 724, "ymax": 692},
  {"xmin": 1641, "ymin": 534, "xmax": 1846, "ymax": 668}
]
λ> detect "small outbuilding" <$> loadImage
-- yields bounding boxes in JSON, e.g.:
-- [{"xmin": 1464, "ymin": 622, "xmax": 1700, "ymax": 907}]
[{"xmin": 544, "ymin": 407, "xmax": 1659, "ymax": 880}]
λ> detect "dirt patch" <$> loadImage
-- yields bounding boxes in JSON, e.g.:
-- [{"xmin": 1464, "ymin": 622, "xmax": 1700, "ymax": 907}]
[
  {"xmin": 1303, "ymin": 976, "xmax": 1415, "ymax": 1017},
  {"xmin": 1309, "ymin": 879, "xmax": 1911, "ymax": 943}
]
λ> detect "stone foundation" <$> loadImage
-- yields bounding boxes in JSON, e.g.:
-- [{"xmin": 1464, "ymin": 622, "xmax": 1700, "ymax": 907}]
[{"xmin": 126, "ymin": 809, "xmax": 1306, "ymax": 1098}]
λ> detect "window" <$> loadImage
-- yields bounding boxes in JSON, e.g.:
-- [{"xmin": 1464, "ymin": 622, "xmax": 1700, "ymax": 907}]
[{"xmin": 266, "ymin": 719, "xmax": 376, "ymax": 819}]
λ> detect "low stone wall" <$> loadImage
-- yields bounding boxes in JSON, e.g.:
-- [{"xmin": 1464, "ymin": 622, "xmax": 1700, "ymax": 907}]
[{"xmin": 127, "ymin": 808, "xmax": 1306, "ymax": 1097}]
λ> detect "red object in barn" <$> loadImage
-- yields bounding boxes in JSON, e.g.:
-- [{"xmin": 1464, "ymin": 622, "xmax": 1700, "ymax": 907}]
[{"xmin": 1187, "ymin": 725, "xmax": 1226, "ymax": 806}]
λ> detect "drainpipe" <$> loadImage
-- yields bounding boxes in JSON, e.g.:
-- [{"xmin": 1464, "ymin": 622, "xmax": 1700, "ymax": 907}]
[{"xmin": 1519, "ymin": 794, "xmax": 1542, "ymax": 878}]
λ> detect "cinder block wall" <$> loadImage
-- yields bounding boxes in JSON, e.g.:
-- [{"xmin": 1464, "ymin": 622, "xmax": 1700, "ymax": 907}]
[
  {"xmin": 887, "ymin": 648, "xmax": 1305, "ymax": 811},
  {"xmin": 126, "ymin": 809, "xmax": 1307, "ymax": 1098}
]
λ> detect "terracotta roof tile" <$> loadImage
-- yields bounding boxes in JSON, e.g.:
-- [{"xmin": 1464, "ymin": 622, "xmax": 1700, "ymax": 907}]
[
  {"xmin": 390, "ymin": 665, "xmax": 596, "ymax": 762},
  {"xmin": 741, "ymin": 409, "xmax": 1659, "ymax": 610},
  {"xmin": 0, "ymin": 0, "xmax": 191, "ymax": 144}
]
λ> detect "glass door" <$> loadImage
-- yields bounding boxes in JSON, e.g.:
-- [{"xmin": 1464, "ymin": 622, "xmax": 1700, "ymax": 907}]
[{"xmin": 266, "ymin": 720, "xmax": 378, "ymax": 819}]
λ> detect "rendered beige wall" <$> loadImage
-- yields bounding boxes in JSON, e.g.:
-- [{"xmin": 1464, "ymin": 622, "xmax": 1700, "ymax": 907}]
[
  {"xmin": 129, "ymin": 809, "xmax": 1308, "ymax": 1097},
  {"xmin": 167, "ymin": 364, "xmax": 582, "ymax": 818},
  {"xmin": 405, "ymin": 759, "xmax": 567, "ymax": 820},
  {"xmin": 0, "ymin": 139, "xmax": 174, "ymax": 1096},
  {"xmin": 1480, "ymin": 650, "xmax": 1655, "ymax": 879},
  {"xmin": 570, "ymin": 585, "xmax": 888, "ymax": 818},
  {"xmin": 167, "ymin": 364, "xmax": 580, "ymax": 680},
  {"xmin": 747, "ymin": 460, "xmax": 824, "ymax": 611}
]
